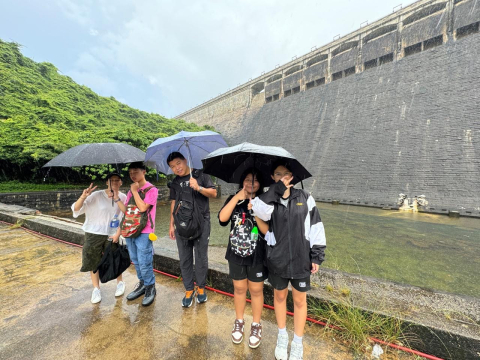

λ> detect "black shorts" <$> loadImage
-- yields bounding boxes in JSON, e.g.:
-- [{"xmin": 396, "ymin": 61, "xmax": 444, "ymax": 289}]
[
  {"xmin": 268, "ymin": 273, "xmax": 311, "ymax": 292},
  {"xmin": 228, "ymin": 261, "xmax": 268, "ymax": 282}
]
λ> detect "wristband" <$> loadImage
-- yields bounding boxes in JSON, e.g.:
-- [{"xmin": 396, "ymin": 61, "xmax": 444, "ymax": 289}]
[
  {"xmin": 114, "ymin": 198, "xmax": 121, "ymax": 203},
  {"xmin": 198, "ymin": 186, "xmax": 204, "ymax": 192}
]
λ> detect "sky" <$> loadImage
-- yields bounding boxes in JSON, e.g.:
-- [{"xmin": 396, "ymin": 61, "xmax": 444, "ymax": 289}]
[{"xmin": 0, "ymin": 0, "xmax": 415, "ymax": 118}]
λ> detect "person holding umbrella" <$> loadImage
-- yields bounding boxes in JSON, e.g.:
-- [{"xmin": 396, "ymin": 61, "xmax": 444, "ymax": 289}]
[
  {"xmin": 250, "ymin": 161, "xmax": 326, "ymax": 360},
  {"xmin": 218, "ymin": 168, "xmax": 269, "ymax": 348},
  {"xmin": 167, "ymin": 152, "xmax": 217, "ymax": 307},
  {"xmin": 72, "ymin": 173, "xmax": 127, "ymax": 304}
]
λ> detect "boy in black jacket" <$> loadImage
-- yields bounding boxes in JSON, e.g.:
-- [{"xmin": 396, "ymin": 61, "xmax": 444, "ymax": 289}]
[{"xmin": 251, "ymin": 162, "xmax": 326, "ymax": 360}]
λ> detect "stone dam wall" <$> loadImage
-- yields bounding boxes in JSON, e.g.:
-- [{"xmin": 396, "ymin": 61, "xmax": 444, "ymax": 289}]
[{"xmin": 176, "ymin": 0, "xmax": 480, "ymax": 214}]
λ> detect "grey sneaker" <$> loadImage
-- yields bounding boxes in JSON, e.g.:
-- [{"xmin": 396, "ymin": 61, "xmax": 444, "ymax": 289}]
[
  {"xmin": 231, "ymin": 319, "xmax": 245, "ymax": 344},
  {"xmin": 275, "ymin": 333, "xmax": 289, "ymax": 360},
  {"xmin": 289, "ymin": 341, "xmax": 303, "ymax": 360},
  {"xmin": 248, "ymin": 323, "xmax": 262, "ymax": 349}
]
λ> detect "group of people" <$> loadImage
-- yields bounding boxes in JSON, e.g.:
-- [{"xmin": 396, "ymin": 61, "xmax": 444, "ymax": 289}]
[{"xmin": 73, "ymin": 152, "xmax": 327, "ymax": 360}]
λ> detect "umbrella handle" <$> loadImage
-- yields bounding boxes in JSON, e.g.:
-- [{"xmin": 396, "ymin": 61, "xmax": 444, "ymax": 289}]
[
  {"xmin": 185, "ymin": 141, "xmax": 193, "ymax": 177},
  {"xmin": 110, "ymin": 178, "xmax": 114, "ymax": 207}
]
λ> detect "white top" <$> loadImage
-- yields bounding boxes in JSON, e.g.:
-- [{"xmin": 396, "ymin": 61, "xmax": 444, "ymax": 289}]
[{"xmin": 71, "ymin": 190, "xmax": 127, "ymax": 235}]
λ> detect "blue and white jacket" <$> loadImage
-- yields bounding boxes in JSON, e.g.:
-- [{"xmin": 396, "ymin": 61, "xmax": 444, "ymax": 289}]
[{"xmin": 251, "ymin": 181, "xmax": 326, "ymax": 279}]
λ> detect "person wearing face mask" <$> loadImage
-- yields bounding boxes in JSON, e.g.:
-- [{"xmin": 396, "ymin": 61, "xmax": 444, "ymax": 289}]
[
  {"xmin": 250, "ymin": 161, "xmax": 326, "ymax": 360},
  {"xmin": 72, "ymin": 173, "xmax": 127, "ymax": 304},
  {"xmin": 218, "ymin": 168, "xmax": 269, "ymax": 349}
]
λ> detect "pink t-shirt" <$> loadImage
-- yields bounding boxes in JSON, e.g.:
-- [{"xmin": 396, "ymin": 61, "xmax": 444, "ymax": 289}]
[{"xmin": 124, "ymin": 182, "xmax": 158, "ymax": 234}]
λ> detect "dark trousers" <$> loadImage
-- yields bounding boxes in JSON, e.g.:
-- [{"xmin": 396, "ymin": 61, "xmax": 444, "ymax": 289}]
[{"xmin": 175, "ymin": 220, "xmax": 210, "ymax": 291}]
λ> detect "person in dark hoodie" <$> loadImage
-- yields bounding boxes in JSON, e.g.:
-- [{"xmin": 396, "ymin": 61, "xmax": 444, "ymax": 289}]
[{"xmin": 250, "ymin": 161, "xmax": 326, "ymax": 360}]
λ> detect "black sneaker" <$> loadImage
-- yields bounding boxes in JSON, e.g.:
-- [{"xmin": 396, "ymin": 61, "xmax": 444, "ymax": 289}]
[
  {"xmin": 196, "ymin": 286, "xmax": 208, "ymax": 304},
  {"xmin": 142, "ymin": 284, "xmax": 156, "ymax": 307},
  {"xmin": 182, "ymin": 289, "xmax": 196, "ymax": 307},
  {"xmin": 126, "ymin": 281, "xmax": 145, "ymax": 301}
]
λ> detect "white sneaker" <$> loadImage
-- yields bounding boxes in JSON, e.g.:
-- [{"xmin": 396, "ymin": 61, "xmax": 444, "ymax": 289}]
[
  {"xmin": 115, "ymin": 281, "xmax": 125, "ymax": 297},
  {"xmin": 91, "ymin": 287, "xmax": 101, "ymax": 304},
  {"xmin": 289, "ymin": 341, "xmax": 303, "ymax": 360},
  {"xmin": 275, "ymin": 333, "xmax": 289, "ymax": 360}
]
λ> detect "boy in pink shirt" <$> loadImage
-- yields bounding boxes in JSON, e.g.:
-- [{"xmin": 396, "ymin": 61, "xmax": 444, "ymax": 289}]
[{"xmin": 113, "ymin": 162, "xmax": 158, "ymax": 306}]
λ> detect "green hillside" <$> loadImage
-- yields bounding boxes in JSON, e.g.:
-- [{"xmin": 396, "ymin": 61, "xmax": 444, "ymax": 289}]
[{"xmin": 0, "ymin": 39, "xmax": 209, "ymax": 181}]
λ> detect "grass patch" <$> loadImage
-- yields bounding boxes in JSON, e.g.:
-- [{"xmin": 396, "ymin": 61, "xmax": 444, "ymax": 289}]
[
  {"xmin": 308, "ymin": 297, "xmax": 412, "ymax": 355},
  {"xmin": 0, "ymin": 181, "xmax": 84, "ymax": 193},
  {"xmin": 0, "ymin": 179, "xmax": 169, "ymax": 193}
]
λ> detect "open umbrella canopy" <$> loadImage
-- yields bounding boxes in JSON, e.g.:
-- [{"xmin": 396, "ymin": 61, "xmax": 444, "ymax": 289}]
[
  {"xmin": 202, "ymin": 142, "xmax": 312, "ymax": 186},
  {"xmin": 42, "ymin": 143, "xmax": 146, "ymax": 167},
  {"xmin": 145, "ymin": 130, "xmax": 228, "ymax": 175}
]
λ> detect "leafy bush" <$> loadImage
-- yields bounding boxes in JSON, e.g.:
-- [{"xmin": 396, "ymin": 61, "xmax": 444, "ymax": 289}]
[{"xmin": 0, "ymin": 39, "xmax": 213, "ymax": 181}]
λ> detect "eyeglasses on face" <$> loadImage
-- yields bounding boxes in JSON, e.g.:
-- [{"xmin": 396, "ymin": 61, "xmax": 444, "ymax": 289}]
[{"xmin": 274, "ymin": 172, "xmax": 292, "ymax": 178}]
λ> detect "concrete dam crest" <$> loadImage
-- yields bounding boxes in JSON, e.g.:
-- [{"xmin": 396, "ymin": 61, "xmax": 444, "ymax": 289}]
[{"xmin": 177, "ymin": 0, "xmax": 480, "ymax": 214}]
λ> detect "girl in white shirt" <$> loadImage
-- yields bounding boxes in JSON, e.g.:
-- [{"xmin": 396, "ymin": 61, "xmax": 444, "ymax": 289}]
[{"xmin": 72, "ymin": 173, "xmax": 127, "ymax": 304}]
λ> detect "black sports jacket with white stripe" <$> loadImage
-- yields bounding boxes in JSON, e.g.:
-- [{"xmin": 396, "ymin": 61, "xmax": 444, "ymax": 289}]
[{"xmin": 251, "ymin": 181, "xmax": 326, "ymax": 279}]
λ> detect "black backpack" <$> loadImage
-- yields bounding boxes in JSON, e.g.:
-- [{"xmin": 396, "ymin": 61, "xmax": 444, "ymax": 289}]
[{"xmin": 170, "ymin": 170, "xmax": 204, "ymax": 240}]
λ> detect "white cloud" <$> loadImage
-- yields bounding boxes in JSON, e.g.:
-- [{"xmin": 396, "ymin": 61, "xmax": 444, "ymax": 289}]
[
  {"xmin": 148, "ymin": 76, "xmax": 159, "ymax": 85},
  {"xmin": 56, "ymin": 0, "xmax": 92, "ymax": 26},
  {"xmin": 89, "ymin": 28, "xmax": 98, "ymax": 36},
  {"xmin": 55, "ymin": 0, "xmax": 418, "ymax": 117}
]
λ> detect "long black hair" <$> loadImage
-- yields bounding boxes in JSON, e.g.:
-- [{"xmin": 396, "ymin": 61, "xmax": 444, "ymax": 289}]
[{"xmin": 238, "ymin": 167, "xmax": 264, "ymax": 197}]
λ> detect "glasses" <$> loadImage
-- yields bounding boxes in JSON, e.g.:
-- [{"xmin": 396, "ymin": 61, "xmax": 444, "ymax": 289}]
[{"xmin": 274, "ymin": 172, "xmax": 292, "ymax": 178}]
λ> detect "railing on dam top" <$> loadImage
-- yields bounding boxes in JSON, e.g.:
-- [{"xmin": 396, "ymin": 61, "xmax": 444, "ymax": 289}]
[{"xmin": 175, "ymin": 0, "xmax": 480, "ymax": 118}]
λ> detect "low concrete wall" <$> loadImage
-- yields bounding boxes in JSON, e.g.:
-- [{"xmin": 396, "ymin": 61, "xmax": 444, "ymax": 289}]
[
  {"xmin": 0, "ymin": 202, "xmax": 478, "ymax": 359},
  {"xmin": 0, "ymin": 187, "xmax": 171, "ymax": 212},
  {"xmin": 0, "ymin": 185, "xmax": 222, "ymax": 212}
]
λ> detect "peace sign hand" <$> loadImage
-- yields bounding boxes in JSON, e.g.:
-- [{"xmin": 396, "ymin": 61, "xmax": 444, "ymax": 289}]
[{"xmin": 81, "ymin": 183, "xmax": 97, "ymax": 199}]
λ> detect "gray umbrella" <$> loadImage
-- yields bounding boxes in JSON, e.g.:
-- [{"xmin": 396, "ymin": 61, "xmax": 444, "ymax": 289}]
[
  {"xmin": 43, "ymin": 143, "xmax": 147, "ymax": 207},
  {"xmin": 42, "ymin": 143, "xmax": 146, "ymax": 167}
]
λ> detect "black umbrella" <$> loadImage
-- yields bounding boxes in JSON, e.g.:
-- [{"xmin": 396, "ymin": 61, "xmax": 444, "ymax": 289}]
[
  {"xmin": 202, "ymin": 142, "xmax": 312, "ymax": 186},
  {"xmin": 42, "ymin": 143, "xmax": 146, "ymax": 167},
  {"xmin": 43, "ymin": 143, "xmax": 147, "ymax": 206}
]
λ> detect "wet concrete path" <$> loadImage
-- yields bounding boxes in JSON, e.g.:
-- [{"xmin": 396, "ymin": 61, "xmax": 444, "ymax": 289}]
[{"xmin": 0, "ymin": 224, "xmax": 414, "ymax": 360}]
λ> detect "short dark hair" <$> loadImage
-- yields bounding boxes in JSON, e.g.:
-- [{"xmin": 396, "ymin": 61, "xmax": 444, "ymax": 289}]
[
  {"xmin": 270, "ymin": 160, "xmax": 292, "ymax": 175},
  {"xmin": 128, "ymin": 162, "xmax": 146, "ymax": 170},
  {"xmin": 239, "ymin": 168, "xmax": 264, "ymax": 196},
  {"xmin": 167, "ymin": 151, "xmax": 185, "ymax": 164}
]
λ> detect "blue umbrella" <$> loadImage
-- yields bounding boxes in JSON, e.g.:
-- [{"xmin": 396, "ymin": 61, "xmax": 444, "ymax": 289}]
[{"xmin": 145, "ymin": 130, "xmax": 228, "ymax": 175}]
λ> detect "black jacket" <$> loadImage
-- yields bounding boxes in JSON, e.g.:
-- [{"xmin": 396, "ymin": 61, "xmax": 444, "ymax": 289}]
[{"xmin": 251, "ymin": 181, "xmax": 326, "ymax": 279}]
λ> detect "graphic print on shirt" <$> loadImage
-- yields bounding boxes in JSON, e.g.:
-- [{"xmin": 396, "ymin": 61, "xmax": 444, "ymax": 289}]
[
  {"xmin": 229, "ymin": 211, "xmax": 257, "ymax": 257},
  {"xmin": 179, "ymin": 180, "xmax": 190, "ymax": 188}
]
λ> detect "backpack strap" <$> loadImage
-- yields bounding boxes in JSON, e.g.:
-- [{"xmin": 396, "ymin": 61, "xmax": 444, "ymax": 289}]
[
  {"xmin": 139, "ymin": 186, "xmax": 155, "ymax": 199},
  {"xmin": 127, "ymin": 185, "xmax": 156, "ymax": 230}
]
